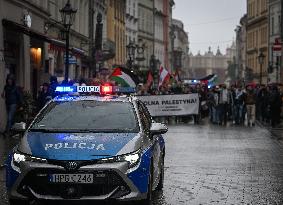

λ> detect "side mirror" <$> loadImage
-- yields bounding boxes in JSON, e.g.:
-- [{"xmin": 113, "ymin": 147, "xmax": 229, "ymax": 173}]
[
  {"xmin": 150, "ymin": 123, "xmax": 168, "ymax": 135},
  {"xmin": 12, "ymin": 122, "xmax": 26, "ymax": 132}
]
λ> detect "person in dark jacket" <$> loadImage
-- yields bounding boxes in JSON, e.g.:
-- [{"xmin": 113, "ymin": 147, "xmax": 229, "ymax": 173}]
[
  {"xmin": 49, "ymin": 76, "xmax": 58, "ymax": 98},
  {"xmin": 234, "ymin": 87, "xmax": 245, "ymax": 125},
  {"xmin": 269, "ymin": 85, "xmax": 282, "ymax": 127},
  {"xmin": 37, "ymin": 83, "xmax": 52, "ymax": 111},
  {"xmin": 257, "ymin": 86, "xmax": 269, "ymax": 122},
  {"xmin": 1, "ymin": 75, "xmax": 23, "ymax": 133},
  {"xmin": 245, "ymin": 86, "xmax": 256, "ymax": 126}
]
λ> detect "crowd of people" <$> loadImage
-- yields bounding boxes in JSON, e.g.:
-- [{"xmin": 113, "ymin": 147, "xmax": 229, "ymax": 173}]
[
  {"xmin": 1, "ymin": 73, "xmax": 283, "ymax": 136},
  {"xmin": 206, "ymin": 84, "xmax": 282, "ymax": 127},
  {"xmin": 136, "ymin": 82, "xmax": 283, "ymax": 128}
]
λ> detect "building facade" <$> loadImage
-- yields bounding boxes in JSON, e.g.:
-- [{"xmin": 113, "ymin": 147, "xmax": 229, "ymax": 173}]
[
  {"xmin": 154, "ymin": 0, "xmax": 165, "ymax": 68},
  {"xmin": 0, "ymin": 0, "xmax": 107, "ymax": 131},
  {"xmin": 47, "ymin": 0, "xmax": 98, "ymax": 81},
  {"xmin": 246, "ymin": 0, "xmax": 269, "ymax": 84},
  {"xmin": 106, "ymin": 0, "xmax": 126, "ymax": 68},
  {"xmin": 188, "ymin": 44, "xmax": 236, "ymax": 84},
  {"xmin": 137, "ymin": 0, "xmax": 154, "ymax": 72},
  {"xmin": 268, "ymin": 0, "xmax": 281, "ymax": 83},
  {"xmin": 0, "ymin": 0, "xmax": 50, "ymax": 130},
  {"xmin": 137, "ymin": 0, "xmax": 174, "ymax": 74},
  {"xmin": 153, "ymin": 0, "xmax": 173, "ymax": 71},
  {"xmin": 172, "ymin": 19, "xmax": 189, "ymax": 78},
  {"xmin": 235, "ymin": 15, "xmax": 247, "ymax": 82},
  {"xmin": 0, "ymin": 0, "xmax": 176, "ymax": 130},
  {"xmin": 126, "ymin": 0, "xmax": 138, "ymax": 45}
]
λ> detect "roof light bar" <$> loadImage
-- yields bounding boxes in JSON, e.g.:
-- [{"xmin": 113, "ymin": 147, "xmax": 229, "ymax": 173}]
[{"xmin": 55, "ymin": 85, "xmax": 136, "ymax": 95}]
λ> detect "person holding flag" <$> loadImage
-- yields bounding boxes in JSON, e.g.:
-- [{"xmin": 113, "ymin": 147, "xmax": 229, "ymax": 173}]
[
  {"xmin": 158, "ymin": 65, "xmax": 170, "ymax": 90},
  {"xmin": 146, "ymin": 71, "xmax": 154, "ymax": 89}
]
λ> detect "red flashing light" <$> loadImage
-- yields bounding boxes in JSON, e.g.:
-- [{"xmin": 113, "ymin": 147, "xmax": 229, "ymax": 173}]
[{"xmin": 101, "ymin": 85, "xmax": 113, "ymax": 95}]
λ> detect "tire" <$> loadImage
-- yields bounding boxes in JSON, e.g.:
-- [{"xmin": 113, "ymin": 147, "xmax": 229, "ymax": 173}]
[
  {"xmin": 156, "ymin": 154, "xmax": 165, "ymax": 191},
  {"xmin": 139, "ymin": 161, "xmax": 153, "ymax": 205}
]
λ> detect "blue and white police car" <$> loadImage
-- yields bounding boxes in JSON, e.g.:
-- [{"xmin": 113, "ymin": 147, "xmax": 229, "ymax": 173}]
[{"xmin": 6, "ymin": 85, "xmax": 168, "ymax": 205}]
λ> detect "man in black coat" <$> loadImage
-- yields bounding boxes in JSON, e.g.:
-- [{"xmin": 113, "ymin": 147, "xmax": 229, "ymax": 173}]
[
  {"xmin": 269, "ymin": 85, "xmax": 282, "ymax": 127},
  {"xmin": 1, "ymin": 75, "xmax": 23, "ymax": 133},
  {"xmin": 37, "ymin": 83, "xmax": 52, "ymax": 111}
]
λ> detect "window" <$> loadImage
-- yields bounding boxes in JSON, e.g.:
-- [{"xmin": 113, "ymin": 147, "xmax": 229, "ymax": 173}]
[{"xmin": 138, "ymin": 101, "xmax": 151, "ymax": 132}]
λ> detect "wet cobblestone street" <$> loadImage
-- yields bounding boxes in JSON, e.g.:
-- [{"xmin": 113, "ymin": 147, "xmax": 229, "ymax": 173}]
[
  {"xmin": 1, "ymin": 123, "xmax": 283, "ymax": 204},
  {"xmin": 152, "ymin": 124, "xmax": 283, "ymax": 205}
]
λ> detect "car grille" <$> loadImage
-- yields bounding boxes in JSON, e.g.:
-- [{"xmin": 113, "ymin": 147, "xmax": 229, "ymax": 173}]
[{"xmin": 18, "ymin": 168, "xmax": 130, "ymax": 199}]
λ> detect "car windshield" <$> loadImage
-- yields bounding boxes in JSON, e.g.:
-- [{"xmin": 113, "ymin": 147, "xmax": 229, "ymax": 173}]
[{"xmin": 30, "ymin": 101, "xmax": 139, "ymax": 132}]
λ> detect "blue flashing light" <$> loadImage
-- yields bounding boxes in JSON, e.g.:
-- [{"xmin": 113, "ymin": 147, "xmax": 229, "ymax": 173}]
[
  {"xmin": 55, "ymin": 86, "xmax": 76, "ymax": 93},
  {"xmin": 54, "ymin": 96, "xmax": 78, "ymax": 102}
]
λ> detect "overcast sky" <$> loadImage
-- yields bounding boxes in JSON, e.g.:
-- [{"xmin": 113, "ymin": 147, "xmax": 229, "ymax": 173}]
[{"xmin": 173, "ymin": 0, "xmax": 246, "ymax": 55}]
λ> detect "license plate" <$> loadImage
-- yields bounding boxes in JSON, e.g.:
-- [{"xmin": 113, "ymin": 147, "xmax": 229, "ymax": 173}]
[{"xmin": 50, "ymin": 174, "xmax": 94, "ymax": 184}]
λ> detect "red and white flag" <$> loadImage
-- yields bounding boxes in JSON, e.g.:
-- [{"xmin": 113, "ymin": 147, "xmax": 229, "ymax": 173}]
[{"xmin": 158, "ymin": 65, "xmax": 170, "ymax": 88}]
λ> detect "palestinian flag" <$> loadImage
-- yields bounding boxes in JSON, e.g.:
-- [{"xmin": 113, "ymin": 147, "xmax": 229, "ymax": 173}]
[{"xmin": 110, "ymin": 67, "xmax": 138, "ymax": 87}]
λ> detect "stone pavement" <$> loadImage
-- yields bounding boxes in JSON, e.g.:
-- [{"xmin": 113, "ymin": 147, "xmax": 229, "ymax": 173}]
[
  {"xmin": 256, "ymin": 120, "xmax": 283, "ymax": 147},
  {"xmin": 156, "ymin": 124, "xmax": 283, "ymax": 205},
  {"xmin": 1, "ymin": 124, "xmax": 283, "ymax": 204}
]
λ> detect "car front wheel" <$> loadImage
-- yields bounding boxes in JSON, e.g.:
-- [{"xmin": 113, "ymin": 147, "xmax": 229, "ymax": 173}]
[
  {"xmin": 139, "ymin": 161, "xmax": 153, "ymax": 205},
  {"xmin": 156, "ymin": 154, "xmax": 164, "ymax": 191}
]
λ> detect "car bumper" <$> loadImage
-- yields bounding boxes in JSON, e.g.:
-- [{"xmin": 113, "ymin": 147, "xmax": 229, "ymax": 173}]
[{"xmin": 7, "ymin": 159, "xmax": 149, "ymax": 202}]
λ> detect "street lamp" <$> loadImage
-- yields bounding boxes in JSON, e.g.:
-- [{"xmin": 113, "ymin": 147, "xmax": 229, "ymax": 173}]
[
  {"xmin": 258, "ymin": 51, "xmax": 265, "ymax": 85},
  {"xmin": 150, "ymin": 54, "xmax": 160, "ymax": 87},
  {"xmin": 126, "ymin": 41, "xmax": 136, "ymax": 70},
  {"xmin": 126, "ymin": 40, "xmax": 145, "ymax": 70},
  {"xmin": 60, "ymin": 0, "xmax": 77, "ymax": 83}
]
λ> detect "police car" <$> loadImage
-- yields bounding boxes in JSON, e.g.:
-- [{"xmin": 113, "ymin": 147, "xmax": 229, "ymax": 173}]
[{"xmin": 6, "ymin": 85, "xmax": 168, "ymax": 205}]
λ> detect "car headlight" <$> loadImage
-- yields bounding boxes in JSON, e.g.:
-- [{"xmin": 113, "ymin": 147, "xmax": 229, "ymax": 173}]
[
  {"xmin": 98, "ymin": 150, "xmax": 141, "ymax": 169},
  {"xmin": 120, "ymin": 151, "xmax": 141, "ymax": 169},
  {"xmin": 13, "ymin": 153, "xmax": 27, "ymax": 165},
  {"xmin": 13, "ymin": 152, "xmax": 47, "ymax": 167}
]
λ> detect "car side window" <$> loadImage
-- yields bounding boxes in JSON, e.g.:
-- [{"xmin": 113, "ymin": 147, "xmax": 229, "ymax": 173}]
[
  {"xmin": 140, "ymin": 102, "xmax": 152, "ymax": 126},
  {"xmin": 137, "ymin": 101, "xmax": 150, "ymax": 132}
]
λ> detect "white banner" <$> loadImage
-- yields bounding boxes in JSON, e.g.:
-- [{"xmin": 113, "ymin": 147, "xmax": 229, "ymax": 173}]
[{"xmin": 137, "ymin": 94, "xmax": 199, "ymax": 116}]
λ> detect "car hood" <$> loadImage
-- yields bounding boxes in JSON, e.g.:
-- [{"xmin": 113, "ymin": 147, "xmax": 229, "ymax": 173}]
[{"xmin": 18, "ymin": 132, "xmax": 142, "ymax": 160}]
